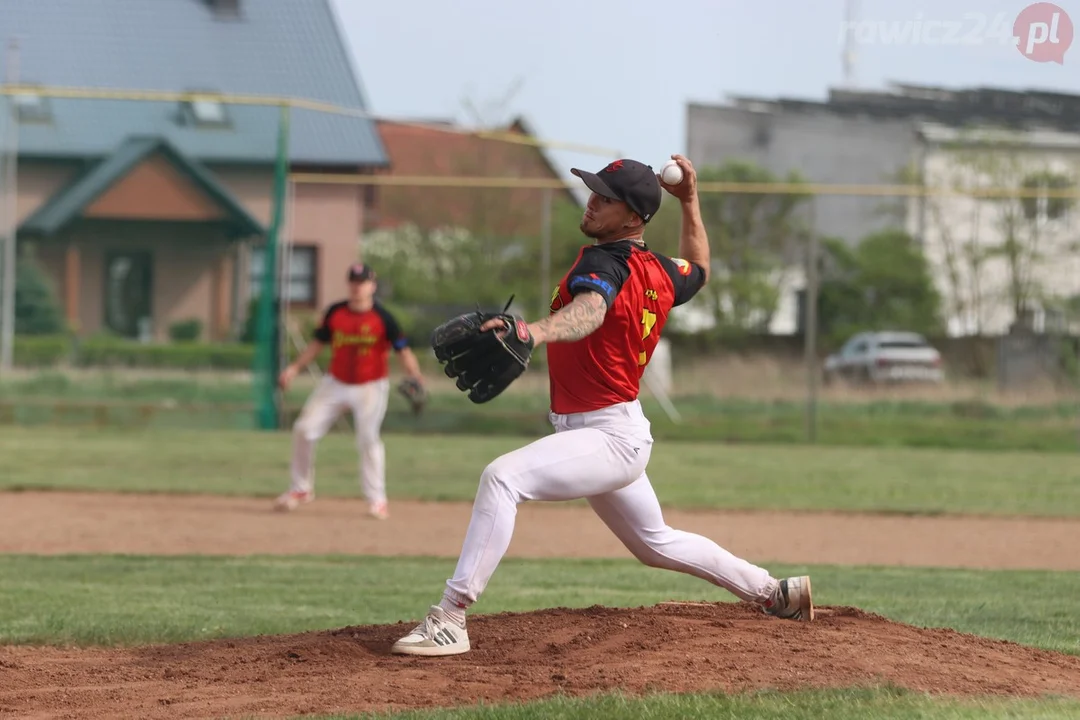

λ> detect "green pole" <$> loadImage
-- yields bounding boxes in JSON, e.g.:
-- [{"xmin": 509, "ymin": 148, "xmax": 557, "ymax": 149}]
[{"xmin": 254, "ymin": 104, "xmax": 290, "ymax": 431}]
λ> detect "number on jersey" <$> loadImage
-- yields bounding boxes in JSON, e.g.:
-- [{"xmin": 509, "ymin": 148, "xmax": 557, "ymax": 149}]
[{"xmin": 639, "ymin": 308, "xmax": 657, "ymax": 365}]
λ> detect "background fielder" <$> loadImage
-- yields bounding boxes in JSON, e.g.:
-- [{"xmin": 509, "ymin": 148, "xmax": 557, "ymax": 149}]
[
  {"xmin": 275, "ymin": 263, "xmax": 425, "ymax": 520},
  {"xmin": 392, "ymin": 154, "xmax": 813, "ymax": 657}
]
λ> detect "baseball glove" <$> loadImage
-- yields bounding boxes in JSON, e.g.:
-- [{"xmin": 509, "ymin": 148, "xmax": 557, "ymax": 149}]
[
  {"xmin": 430, "ymin": 297, "xmax": 535, "ymax": 404},
  {"xmin": 397, "ymin": 377, "xmax": 427, "ymax": 416}
]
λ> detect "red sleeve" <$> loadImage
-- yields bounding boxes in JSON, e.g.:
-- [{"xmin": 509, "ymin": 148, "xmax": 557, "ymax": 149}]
[{"xmin": 653, "ymin": 254, "xmax": 706, "ymax": 307}]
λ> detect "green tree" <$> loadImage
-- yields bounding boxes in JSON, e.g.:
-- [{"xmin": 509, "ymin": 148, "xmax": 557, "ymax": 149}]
[
  {"xmin": 363, "ymin": 121, "xmax": 588, "ymax": 315},
  {"xmin": 14, "ymin": 247, "xmax": 64, "ymax": 336},
  {"xmin": 646, "ymin": 161, "xmax": 811, "ymax": 335},
  {"xmin": 362, "ymin": 195, "xmax": 585, "ymax": 315},
  {"xmin": 817, "ymin": 229, "xmax": 943, "ymax": 348}
]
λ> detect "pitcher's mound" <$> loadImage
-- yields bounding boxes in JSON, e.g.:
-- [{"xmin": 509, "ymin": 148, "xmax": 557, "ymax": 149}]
[{"xmin": 3, "ymin": 602, "xmax": 1079, "ymax": 719}]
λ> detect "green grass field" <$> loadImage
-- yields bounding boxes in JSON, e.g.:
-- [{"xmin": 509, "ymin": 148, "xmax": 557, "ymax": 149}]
[
  {"xmin": 3, "ymin": 368, "xmax": 1079, "ymax": 451},
  {"xmin": 350, "ymin": 690, "xmax": 1080, "ymax": 720},
  {"xmin": 2, "ymin": 555, "xmax": 1077, "ymax": 655},
  {"xmin": 2, "ymin": 425, "xmax": 1079, "ymax": 516},
  {"xmin": 3, "ymin": 423, "xmax": 1079, "ymax": 718},
  {"xmin": 1, "ymin": 554, "xmax": 1078, "ymax": 719}
]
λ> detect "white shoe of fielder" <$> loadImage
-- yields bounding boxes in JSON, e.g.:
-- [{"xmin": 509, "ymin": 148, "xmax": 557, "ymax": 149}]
[
  {"xmin": 391, "ymin": 605, "xmax": 470, "ymax": 657},
  {"xmin": 273, "ymin": 490, "xmax": 313, "ymax": 512}
]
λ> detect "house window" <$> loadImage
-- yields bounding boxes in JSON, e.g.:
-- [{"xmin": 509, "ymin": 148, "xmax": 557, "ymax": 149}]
[
  {"xmin": 11, "ymin": 92, "xmax": 51, "ymax": 123},
  {"xmin": 181, "ymin": 92, "xmax": 230, "ymax": 128},
  {"xmin": 1021, "ymin": 171, "xmax": 1073, "ymax": 223},
  {"xmin": 249, "ymin": 244, "xmax": 318, "ymax": 305},
  {"xmin": 192, "ymin": 100, "xmax": 226, "ymax": 124}
]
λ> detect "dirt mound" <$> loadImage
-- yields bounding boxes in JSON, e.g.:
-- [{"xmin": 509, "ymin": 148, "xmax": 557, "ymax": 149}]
[{"xmin": 3, "ymin": 602, "xmax": 1079, "ymax": 719}]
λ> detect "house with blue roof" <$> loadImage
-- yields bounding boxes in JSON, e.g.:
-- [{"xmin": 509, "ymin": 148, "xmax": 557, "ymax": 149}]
[{"xmin": 3, "ymin": 0, "xmax": 387, "ymax": 341}]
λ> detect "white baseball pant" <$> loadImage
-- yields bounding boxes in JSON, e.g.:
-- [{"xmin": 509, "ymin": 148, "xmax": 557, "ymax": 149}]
[
  {"xmin": 442, "ymin": 399, "xmax": 779, "ymax": 608},
  {"xmin": 289, "ymin": 375, "xmax": 390, "ymax": 504}
]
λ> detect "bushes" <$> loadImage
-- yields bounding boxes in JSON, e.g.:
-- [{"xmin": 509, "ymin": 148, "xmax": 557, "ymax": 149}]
[
  {"xmin": 13, "ymin": 335, "xmax": 72, "ymax": 366},
  {"xmin": 13, "ymin": 335, "xmax": 255, "ymax": 371},
  {"xmin": 168, "ymin": 319, "xmax": 203, "ymax": 343},
  {"xmin": 76, "ymin": 338, "xmax": 253, "ymax": 370}
]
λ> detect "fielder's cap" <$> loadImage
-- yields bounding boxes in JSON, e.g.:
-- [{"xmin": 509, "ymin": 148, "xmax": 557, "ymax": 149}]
[
  {"xmin": 570, "ymin": 158, "xmax": 662, "ymax": 223},
  {"xmin": 347, "ymin": 262, "xmax": 376, "ymax": 282}
]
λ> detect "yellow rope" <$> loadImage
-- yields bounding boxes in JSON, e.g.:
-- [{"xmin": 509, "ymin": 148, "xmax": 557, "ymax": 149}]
[
  {"xmin": 5, "ymin": 84, "xmax": 1078, "ymax": 198},
  {"xmin": 0, "ymin": 83, "xmax": 622, "ymax": 157},
  {"xmin": 287, "ymin": 172, "xmax": 1080, "ymax": 199}
]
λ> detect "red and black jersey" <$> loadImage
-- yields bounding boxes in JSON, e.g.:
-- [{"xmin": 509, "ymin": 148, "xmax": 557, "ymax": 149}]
[
  {"xmin": 312, "ymin": 301, "xmax": 408, "ymax": 385},
  {"xmin": 546, "ymin": 240, "xmax": 706, "ymax": 414}
]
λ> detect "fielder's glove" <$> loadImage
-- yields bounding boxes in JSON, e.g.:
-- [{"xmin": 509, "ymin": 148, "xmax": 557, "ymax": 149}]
[
  {"xmin": 397, "ymin": 377, "xmax": 427, "ymax": 416},
  {"xmin": 430, "ymin": 297, "xmax": 535, "ymax": 404}
]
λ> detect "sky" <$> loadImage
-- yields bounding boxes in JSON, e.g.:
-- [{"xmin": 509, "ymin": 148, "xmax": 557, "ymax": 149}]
[{"xmin": 331, "ymin": 0, "xmax": 1080, "ymax": 180}]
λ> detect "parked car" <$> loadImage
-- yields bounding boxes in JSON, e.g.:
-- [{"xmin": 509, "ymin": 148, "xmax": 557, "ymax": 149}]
[{"xmin": 823, "ymin": 331, "xmax": 945, "ymax": 385}]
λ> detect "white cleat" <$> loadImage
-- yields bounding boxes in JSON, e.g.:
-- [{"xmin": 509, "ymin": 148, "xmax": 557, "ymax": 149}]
[
  {"xmin": 273, "ymin": 490, "xmax": 314, "ymax": 512},
  {"xmin": 391, "ymin": 605, "xmax": 471, "ymax": 657},
  {"xmin": 368, "ymin": 500, "xmax": 389, "ymax": 520},
  {"xmin": 763, "ymin": 575, "xmax": 814, "ymax": 622}
]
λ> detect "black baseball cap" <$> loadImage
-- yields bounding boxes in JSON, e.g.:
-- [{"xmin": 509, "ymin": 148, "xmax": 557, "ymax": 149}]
[
  {"xmin": 347, "ymin": 262, "xmax": 375, "ymax": 282},
  {"xmin": 571, "ymin": 159, "xmax": 662, "ymax": 223}
]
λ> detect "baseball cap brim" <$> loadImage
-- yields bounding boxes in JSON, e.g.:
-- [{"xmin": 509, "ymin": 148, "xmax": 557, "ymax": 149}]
[{"xmin": 570, "ymin": 168, "xmax": 622, "ymax": 202}]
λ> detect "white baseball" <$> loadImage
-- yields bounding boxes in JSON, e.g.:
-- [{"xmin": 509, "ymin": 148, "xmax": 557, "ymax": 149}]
[{"xmin": 661, "ymin": 160, "xmax": 683, "ymax": 185}]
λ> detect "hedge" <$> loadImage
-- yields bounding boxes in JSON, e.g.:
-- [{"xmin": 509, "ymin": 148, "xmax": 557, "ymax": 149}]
[
  {"xmin": 10, "ymin": 334, "xmax": 446, "ymax": 372},
  {"xmin": 13, "ymin": 335, "xmax": 257, "ymax": 371},
  {"xmin": 13, "ymin": 335, "xmax": 72, "ymax": 367}
]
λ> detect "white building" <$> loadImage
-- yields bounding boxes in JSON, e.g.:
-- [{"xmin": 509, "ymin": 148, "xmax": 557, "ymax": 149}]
[{"xmin": 687, "ymin": 83, "xmax": 1080, "ymax": 337}]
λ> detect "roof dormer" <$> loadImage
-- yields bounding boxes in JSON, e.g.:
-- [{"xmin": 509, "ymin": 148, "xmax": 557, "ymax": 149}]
[{"xmin": 203, "ymin": 0, "xmax": 241, "ymax": 20}]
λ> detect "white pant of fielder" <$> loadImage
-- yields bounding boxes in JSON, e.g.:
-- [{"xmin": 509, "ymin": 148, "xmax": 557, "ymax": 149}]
[
  {"xmin": 289, "ymin": 375, "xmax": 390, "ymax": 505},
  {"xmin": 444, "ymin": 399, "xmax": 777, "ymax": 607}
]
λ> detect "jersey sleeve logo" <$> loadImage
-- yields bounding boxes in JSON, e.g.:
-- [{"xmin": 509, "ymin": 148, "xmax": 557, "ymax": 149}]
[
  {"xmin": 549, "ymin": 284, "xmax": 565, "ymax": 312},
  {"xmin": 570, "ymin": 273, "xmax": 615, "ymax": 297},
  {"xmin": 672, "ymin": 258, "xmax": 693, "ymax": 276}
]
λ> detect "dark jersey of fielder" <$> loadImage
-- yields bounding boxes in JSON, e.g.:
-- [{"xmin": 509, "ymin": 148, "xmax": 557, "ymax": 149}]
[
  {"xmin": 546, "ymin": 240, "xmax": 706, "ymax": 414},
  {"xmin": 313, "ymin": 301, "xmax": 408, "ymax": 385}
]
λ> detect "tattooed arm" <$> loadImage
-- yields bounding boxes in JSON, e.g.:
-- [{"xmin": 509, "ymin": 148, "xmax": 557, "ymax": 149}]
[
  {"xmin": 481, "ymin": 248, "xmax": 624, "ymax": 346},
  {"xmin": 479, "ymin": 290, "xmax": 607, "ymax": 347},
  {"xmin": 527, "ymin": 290, "xmax": 607, "ymax": 346}
]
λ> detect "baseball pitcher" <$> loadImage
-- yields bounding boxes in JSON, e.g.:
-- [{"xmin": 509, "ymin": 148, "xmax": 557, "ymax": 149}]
[
  {"xmin": 275, "ymin": 262, "xmax": 426, "ymax": 520},
  {"xmin": 392, "ymin": 155, "xmax": 813, "ymax": 656}
]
